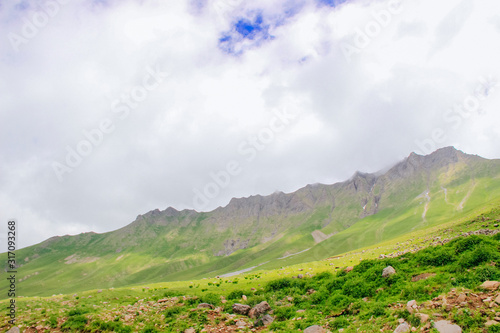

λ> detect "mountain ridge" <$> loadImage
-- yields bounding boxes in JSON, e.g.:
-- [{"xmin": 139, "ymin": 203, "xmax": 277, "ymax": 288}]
[{"xmin": 4, "ymin": 146, "xmax": 500, "ymax": 297}]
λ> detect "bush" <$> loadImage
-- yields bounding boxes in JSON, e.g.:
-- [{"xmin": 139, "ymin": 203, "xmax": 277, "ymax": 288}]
[
  {"xmin": 454, "ymin": 235, "xmax": 484, "ymax": 254},
  {"xmin": 419, "ymin": 247, "xmax": 456, "ymax": 266},
  {"xmin": 227, "ymin": 290, "xmax": 245, "ymax": 300},
  {"xmin": 273, "ymin": 306, "xmax": 296, "ymax": 321},
  {"xmin": 331, "ymin": 317, "xmax": 349, "ymax": 329},
  {"xmin": 48, "ymin": 316, "xmax": 58, "ymax": 328},
  {"xmin": 489, "ymin": 324, "xmax": 500, "ymax": 332},
  {"xmin": 61, "ymin": 315, "xmax": 88, "ymax": 331},
  {"xmin": 342, "ymin": 277, "xmax": 374, "ymax": 298},
  {"xmin": 459, "ymin": 243, "xmax": 498, "ymax": 268},
  {"xmin": 201, "ymin": 292, "xmax": 220, "ymax": 306}
]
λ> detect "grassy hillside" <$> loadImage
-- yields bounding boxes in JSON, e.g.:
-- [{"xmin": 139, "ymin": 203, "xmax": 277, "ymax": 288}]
[
  {"xmin": 2, "ymin": 147, "xmax": 500, "ymax": 298},
  {"xmin": 3, "ymin": 205, "xmax": 500, "ymax": 332}
]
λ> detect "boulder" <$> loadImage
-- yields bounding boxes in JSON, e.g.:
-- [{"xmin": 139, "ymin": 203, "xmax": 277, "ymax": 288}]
[
  {"xmin": 232, "ymin": 303, "xmax": 251, "ymax": 315},
  {"xmin": 433, "ymin": 320, "xmax": 462, "ymax": 333},
  {"xmin": 249, "ymin": 301, "xmax": 271, "ymax": 318},
  {"xmin": 382, "ymin": 266, "xmax": 396, "ymax": 278},
  {"xmin": 304, "ymin": 325, "xmax": 325, "ymax": 333},
  {"xmin": 480, "ymin": 281, "xmax": 500, "ymax": 290}
]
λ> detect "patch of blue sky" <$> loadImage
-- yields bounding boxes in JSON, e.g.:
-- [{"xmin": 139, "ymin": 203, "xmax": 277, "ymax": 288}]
[
  {"xmin": 219, "ymin": 12, "xmax": 273, "ymax": 55},
  {"xmin": 317, "ymin": 0, "xmax": 350, "ymax": 8}
]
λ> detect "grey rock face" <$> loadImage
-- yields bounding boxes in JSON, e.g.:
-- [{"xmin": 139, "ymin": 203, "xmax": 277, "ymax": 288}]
[
  {"xmin": 232, "ymin": 303, "xmax": 251, "ymax": 315},
  {"xmin": 382, "ymin": 266, "xmax": 396, "ymax": 277}
]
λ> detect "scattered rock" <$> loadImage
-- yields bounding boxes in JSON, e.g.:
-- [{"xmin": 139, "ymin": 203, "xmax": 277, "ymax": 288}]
[
  {"xmin": 433, "ymin": 320, "xmax": 462, "ymax": 333},
  {"xmin": 242, "ymin": 295, "xmax": 247, "ymax": 301},
  {"xmin": 184, "ymin": 328, "xmax": 196, "ymax": 333},
  {"xmin": 232, "ymin": 303, "xmax": 251, "ymax": 315},
  {"xmin": 297, "ymin": 274, "xmax": 304, "ymax": 279},
  {"xmin": 406, "ymin": 300, "xmax": 417, "ymax": 313},
  {"xmin": 345, "ymin": 266, "xmax": 353, "ymax": 273},
  {"xmin": 158, "ymin": 298, "xmax": 169, "ymax": 303},
  {"xmin": 249, "ymin": 301, "xmax": 271, "ymax": 318},
  {"xmin": 411, "ymin": 273, "xmax": 436, "ymax": 282},
  {"xmin": 415, "ymin": 313, "xmax": 429, "ymax": 323},
  {"xmin": 197, "ymin": 303, "xmax": 214, "ymax": 309},
  {"xmin": 486, "ymin": 320, "xmax": 499, "ymax": 327},
  {"xmin": 254, "ymin": 314, "xmax": 274, "ymax": 326},
  {"xmin": 382, "ymin": 266, "xmax": 396, "ymax": 278},
  {"xmin": 394, "ymin": 322, "xmax": 410, "ymax": 333},
  {"xmin": 6, "ymin": 327, "xmax": 20, "ymax": 333},
  {"xmin": 480, "ymin": 281, "xmax": 500, "ymax": 290},
  {"xmin": 235, "ymin": 320, "xmax": 246, "ymax": 327},
  {"xmin": 304, "ymin": 325, "xmax": 325, "ymax": 333}
]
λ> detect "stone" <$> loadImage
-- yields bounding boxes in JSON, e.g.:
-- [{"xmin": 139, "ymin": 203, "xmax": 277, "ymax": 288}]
[
  {"xmin": 242, "ymin": 295, "xmax": 247, "ymax": 301},
  {"xmin": 345, "ymin": 266, "xmax": 353, "ymax": 273},
  {"xmin": 158, "ymin": 298, "xmax": 169, "ymax": 303},
  {"xmin": 303, "ymin": 325, "xmax": 325, "ymax": 333},
  {"xmin": 406, "ymin": 300, "xmax": 417, "ymax": 313},
  {"xmin": 184, "ymin": 328, "xmax": 196, "ymax": 333},
  {"xmin": 394, "ymin": 322, "xmax": 410, "ymax": 333},
  {"xmin": 394, "ymin": 323, "xmax": 410, "ymax": 333},
  {"xmin": 235, "ymin": 320, "xmax": 246, "ymax": 327},
  {"xmin": 433, "ymin": 320, "xmax": 462, "ymax": 332},
  {"xmin": 486, "ymin": 320, "xmax": 500, "ymax": 327},
  {"xmin": 249, "ymin": 301, "xmax": 271, "ymax": 318},
  {"xmin": 411, "ymin": 273, "xmax": 436, "ymax": 282},
  {"xmin": 415, "ymin": 313, "xmax": 429, "ymax": 323},
  {"xmin": 382, "ymin": 266, "xmax": 396, "ymax": 278},
  {"xmin": 480, "ymin": 281, "xmax": 500, "ymax": 290},
  {"xmin": 297, "ymin": 274, "xmax": 304, "ymax": 279},
  {"xmin": 6, "ymin": 328, "xmax": 20, "ymax": 333},
  {"xmin": 495, "ymin": 294, "xmax": 500, "ymax": 304},
  {"xmin": 456, "ymin": 293, "xmax": 467, "ymax": 303},
  {"xmin": 255, "ymin": 314, "xmax": 274, "ymax": 326},
  {"xmin": 197, "ymin": 303, "xmax": 214, "ymax": 309},
  {"xmin": 232, "ymin": 303, "xmax": 251, "ymax": 315}
]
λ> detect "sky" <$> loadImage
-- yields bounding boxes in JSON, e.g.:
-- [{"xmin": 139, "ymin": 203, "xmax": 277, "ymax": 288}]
[{"xmin": 1, "ymin": 0, "xmax": 500, "ymax": 248}]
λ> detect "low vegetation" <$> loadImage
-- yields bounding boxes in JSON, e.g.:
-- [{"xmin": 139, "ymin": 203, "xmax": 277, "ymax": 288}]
[{"xmin": 2, "ymin": 206, "xmax": 500, "ymax": 332}]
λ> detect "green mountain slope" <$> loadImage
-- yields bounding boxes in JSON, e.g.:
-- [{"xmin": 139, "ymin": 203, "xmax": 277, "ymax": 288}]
[{"xmin": 2, "ymin": 147, "xmax": 500, "ymax": 298}]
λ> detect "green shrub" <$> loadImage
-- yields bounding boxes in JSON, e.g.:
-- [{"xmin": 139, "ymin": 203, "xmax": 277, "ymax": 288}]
[
  {"xmin": 48, "ymin": 316, "xmax": 58, "ymax": 328},
  {"xmin": 227, "ymin": 290, "xmax": 244, "ymax": 300},
  {"xmin": 331, "ymin": 317, "xmax": 349, "ymax": 329},
  {"xmin": 201, "ymin": 292, "xmax": 220, "ymax": 306},
  {"xmin": 419, "ymin": 247, "xmax": 456, "ymax": 266},
  {"xmin": 454, "ymin": 235, "xmax": 484, "ymax": 254},
  {"xmin": 489, "ymin": 324, "xmax": 500, "ymax": 332},
  {"xmin": 459, "ymin": 243, "xmax": 498, "ymax": 268},
  {"xmin": 342, "ymin": 277, "xmax": 374, "ymax": 298},
  {"xmin": 273, "ymin": 306, "xmax": 296, "ymax": 321},
  {"xmin": 61, "ymin": 315, "xmax": 88, "ymax": 331}
]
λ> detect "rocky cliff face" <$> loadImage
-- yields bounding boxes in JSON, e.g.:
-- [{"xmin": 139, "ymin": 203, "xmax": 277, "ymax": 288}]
[{"xmin": 113, "ymin": 147, "xmax": 492, "ymax": 258}]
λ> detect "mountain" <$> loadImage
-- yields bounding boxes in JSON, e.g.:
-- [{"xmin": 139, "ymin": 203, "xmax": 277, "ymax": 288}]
[{"xmin": 3, "ymin": 147, "xmax": 500, "ymax": 297}]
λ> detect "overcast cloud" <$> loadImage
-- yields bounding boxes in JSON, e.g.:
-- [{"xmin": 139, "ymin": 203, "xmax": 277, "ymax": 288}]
[{"xmin": 1, "ymin": 0, "xmax": 500, "ymax": 248}]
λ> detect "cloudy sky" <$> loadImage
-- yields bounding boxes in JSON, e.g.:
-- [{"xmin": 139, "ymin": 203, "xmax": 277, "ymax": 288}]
[{"xmin": 1, "ymin": 0, "xmax": 500, "ymax": 248}]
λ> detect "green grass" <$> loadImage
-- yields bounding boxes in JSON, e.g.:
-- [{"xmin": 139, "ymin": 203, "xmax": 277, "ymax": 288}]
[{"xmin": 3, "ymin": 205, "xmax": 500, "ymax": 332}]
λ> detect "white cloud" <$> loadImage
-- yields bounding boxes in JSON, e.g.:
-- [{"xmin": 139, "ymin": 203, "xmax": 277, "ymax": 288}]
[{"xmin": 1, "ymin": 0, "xmax": 500, "ymax": 248}]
